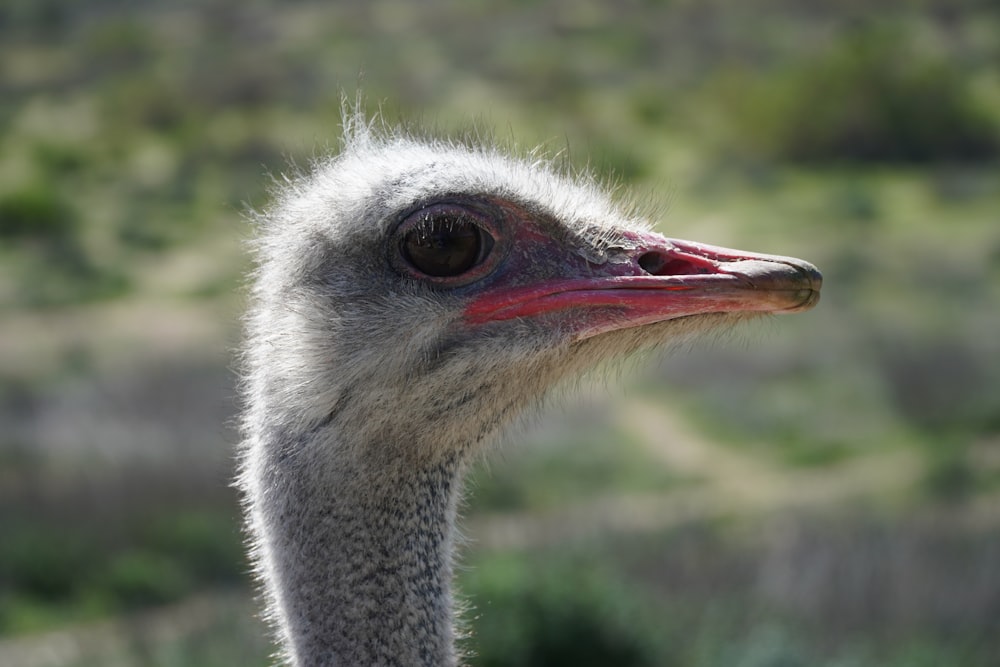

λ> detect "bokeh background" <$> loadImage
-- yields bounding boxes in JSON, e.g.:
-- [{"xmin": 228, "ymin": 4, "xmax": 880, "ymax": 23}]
[{"xmin": 2, "ymin": 1, "xmax": 999, "ymax": 665}]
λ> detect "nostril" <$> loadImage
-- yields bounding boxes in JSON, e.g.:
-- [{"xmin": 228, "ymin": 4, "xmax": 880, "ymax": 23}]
[
  {"xmin": 638, "ymin": 250, "xmax": 713, "ymax": 276},
  {"xmin": 638, "ymin": 251, "xmax": 668, "ymax": 275}
]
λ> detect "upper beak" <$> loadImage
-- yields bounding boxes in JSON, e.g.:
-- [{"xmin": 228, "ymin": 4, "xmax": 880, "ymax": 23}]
[
  {"xmin": 464, "ymin": 231, "xmax": 822, "ymax": 341},
  {"xmin": 640, "ymin": 237, "xmax": 822, "ymax": 314}
]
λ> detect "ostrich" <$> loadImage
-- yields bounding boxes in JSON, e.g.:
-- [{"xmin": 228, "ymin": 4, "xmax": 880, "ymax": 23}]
[{"xmin": 238, "ymin": 114, "xmax": 821, "ymax": 667}]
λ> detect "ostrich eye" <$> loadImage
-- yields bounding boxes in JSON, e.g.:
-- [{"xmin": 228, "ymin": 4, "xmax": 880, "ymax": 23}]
[{"xmin": 400, "ymin": 209, "xmax": 495, "ymax": 278}]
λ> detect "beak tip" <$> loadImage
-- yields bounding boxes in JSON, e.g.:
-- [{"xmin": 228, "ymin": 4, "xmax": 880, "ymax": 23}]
[{"xmin": 785, "ymin": 286, "xmax": 821, "ymax": 313}]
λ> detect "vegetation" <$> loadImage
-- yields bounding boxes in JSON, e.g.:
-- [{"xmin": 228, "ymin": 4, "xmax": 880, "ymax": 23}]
[
  {"xmin": 703, "ymin": 22, "xmax": 1000, "ymax": 164},
  {"xmin": 1, "ymin": 0, "xmax": 998, "ymax": 665}
]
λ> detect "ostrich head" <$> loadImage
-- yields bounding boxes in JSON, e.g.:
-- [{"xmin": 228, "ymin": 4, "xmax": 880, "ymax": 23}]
[
  {"xmin": 240, "ymin": 115, "xmax": 821, "ymax": 666},
  {"xmin": 245, "ymin": 120, "xmax": 819, "ymax": 474}
]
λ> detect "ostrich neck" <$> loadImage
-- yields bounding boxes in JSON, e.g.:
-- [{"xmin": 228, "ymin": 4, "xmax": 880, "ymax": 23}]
[{"xmin": 257, "ymin": 432, "xmax": 465, "ymax": 667}]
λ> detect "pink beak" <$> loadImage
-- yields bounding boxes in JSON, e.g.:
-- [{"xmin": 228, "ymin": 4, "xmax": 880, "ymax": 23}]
[{"xmin": 464, "ymin": 232, "xmax": 821, "ymax": 341}]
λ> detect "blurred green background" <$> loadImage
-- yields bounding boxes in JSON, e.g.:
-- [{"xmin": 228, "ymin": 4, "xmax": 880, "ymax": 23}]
[{"xmin": 1, "ymin": 1, "xmax": 999, "ymax": 665}]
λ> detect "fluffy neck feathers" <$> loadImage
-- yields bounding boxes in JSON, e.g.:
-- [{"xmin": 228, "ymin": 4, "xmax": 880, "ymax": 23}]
[{"xmin": 248, "ymin": 422, "xmax": 466, "ymax": 666}]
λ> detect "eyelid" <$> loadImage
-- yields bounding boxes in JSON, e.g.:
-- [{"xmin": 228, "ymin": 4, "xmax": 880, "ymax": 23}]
[{"xmin": 410, "ymin": 209, "xmax": 481, "ymax": 236}]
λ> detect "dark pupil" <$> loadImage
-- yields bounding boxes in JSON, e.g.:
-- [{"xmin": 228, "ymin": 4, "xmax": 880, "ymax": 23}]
[{"xmin": 403, "ymin": 216, "xmax": 483, "ymax": 277}]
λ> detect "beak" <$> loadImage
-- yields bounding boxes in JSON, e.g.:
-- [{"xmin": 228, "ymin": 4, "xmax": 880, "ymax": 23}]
[{"xmin": 463, "ymin": 232, "xmax": 822, "ymax": 341}]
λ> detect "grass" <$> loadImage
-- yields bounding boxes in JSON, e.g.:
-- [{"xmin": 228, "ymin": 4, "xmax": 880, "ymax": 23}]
[
  {"xmin": 0, "ymin": 480, "xmax": 247, "ymax": 635},
  {"xmin": 467, "ymin": 404, "xmax": 692, "ymax": 513}
]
